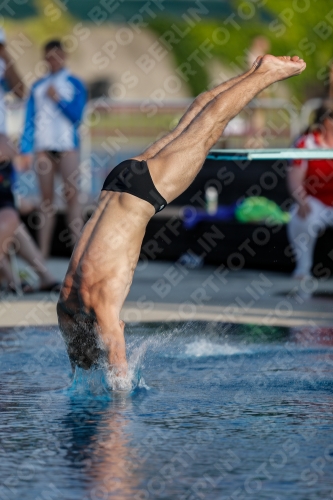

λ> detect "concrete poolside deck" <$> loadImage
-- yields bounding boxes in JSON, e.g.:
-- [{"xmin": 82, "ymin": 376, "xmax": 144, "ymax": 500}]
[{"xmin": 1, "ymin": 258, "xmax": 333, "ymax": 329}]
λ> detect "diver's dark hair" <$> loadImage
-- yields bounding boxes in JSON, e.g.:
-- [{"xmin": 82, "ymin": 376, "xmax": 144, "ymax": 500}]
[{"xmin": 44, "ymin": 39, "xmax": 64, "ymax": 52}]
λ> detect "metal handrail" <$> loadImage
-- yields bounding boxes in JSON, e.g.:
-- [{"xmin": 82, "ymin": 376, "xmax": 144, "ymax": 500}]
[{"xmin": 209, "ymin": 148, "xmax": 333, "ymax": 160}]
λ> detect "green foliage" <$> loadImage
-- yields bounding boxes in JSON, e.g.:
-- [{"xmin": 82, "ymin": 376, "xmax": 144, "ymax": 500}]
[
  {"xmin": 256, "ymin": 0, "xmax": 332, "ymax": 98},
  {"xmin": 5, "ymin": 0, "xmax": 75, "ymax": 46},
  {"xmin": 148, "ymin": 17, "xmax": 211, "ymax": 96},
  {"xmin": 149, "ymin": 1, "xmax": 333, "ymax": 99},
  {"xmin": 4, "ymin": 0, "xmax": 332, "ymax": 101}
]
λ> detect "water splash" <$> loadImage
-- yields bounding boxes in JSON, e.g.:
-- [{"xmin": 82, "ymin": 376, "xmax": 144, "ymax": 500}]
[
  {"xmin": 67, "ymin": 338, "xmax": 151, "ymax": 396},
  {"xmin": 70, "ymin": 366, "xmax": 110, "ymax": 397},
  {"xmin": 65, "ymin": 323, "xmax": 249, "ymax": 394},
  {"xmin": 106, "ymin": 339, "xmax": 150, "ymax": 392},
  {"xmin": 184, "ymin": 339, "xmax": 251, "ymax": 358}
]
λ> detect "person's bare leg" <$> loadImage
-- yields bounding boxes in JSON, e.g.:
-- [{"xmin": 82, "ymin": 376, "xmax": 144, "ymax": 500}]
[
  {"xmin": 35, "ymin": 152, "xmax": 56, "ymax": 258},
  {"xmin": 0, "ymin": 258, "xmax": 15, "ymax": 286},
  {"xmin": 13, "ymin": 224, "xmax": 57, "ymax": 287},
  {"xmin": 0, "ymin": 208, "xmax": 21, "ymax": 286},
  {"xmin": 139, "ymin": 60, "xmax": 262, "ymax": 160},
  {"xmin": 59, "ymin": 150, "xmax": 83, "ymax": 249},
  {"xmin": 147, "ymin": 55, "xmax": 306, "ymax": 202},
  {"xmin": 0, "ymin": 138, "xmax": 17, "ymax": 286},
  {"xmin": 0, "ymin": 207, "xmax": 57, "ymax": 289},
  {"xmin": 0, "ymin": 133, "xmax": 17, "ymax": 162}
]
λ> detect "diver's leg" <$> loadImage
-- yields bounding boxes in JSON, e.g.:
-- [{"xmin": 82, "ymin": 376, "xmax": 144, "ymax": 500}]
[
  {"xmin": 146, "ymin": 55, "xmax": 306, "ymax": 203},
  {"xmin": 137, "ymin": 60, "xmax": 263, "ymax": 160}
]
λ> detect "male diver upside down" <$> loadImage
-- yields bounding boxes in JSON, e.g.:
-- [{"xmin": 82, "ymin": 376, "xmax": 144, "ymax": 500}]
[{"xmin": 57, "ymin": 55, "xmax": 306, "ymax": 381}]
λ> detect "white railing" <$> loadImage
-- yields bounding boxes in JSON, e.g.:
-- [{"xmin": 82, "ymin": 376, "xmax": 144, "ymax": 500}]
[{"xmin": 6, "ymin": 97, "xmax": 317, "ymax": 199}]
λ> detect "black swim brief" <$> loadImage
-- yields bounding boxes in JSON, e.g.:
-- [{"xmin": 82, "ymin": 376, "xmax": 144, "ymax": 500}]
[{"xmin": 101, "ymin": 159, "xmax": 167, "ymax": 213}]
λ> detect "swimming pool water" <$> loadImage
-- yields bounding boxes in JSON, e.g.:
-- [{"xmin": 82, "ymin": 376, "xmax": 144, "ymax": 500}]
[{"xmin": 1, "ymin": 322, "xmax": 333, "ymax": 500}]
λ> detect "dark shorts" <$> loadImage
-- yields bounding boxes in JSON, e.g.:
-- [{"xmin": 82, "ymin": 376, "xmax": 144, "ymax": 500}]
[
  {"xmin": 0, "ymin": 190, "xmax": 15, "ymax": 210},
  {"xmin": 0, "ymin": 160, "xmax": 15, "ymax": 210},
  {"xmin": 46, "ymin": 150, "xmax": 64, "ymax": 162},
  {"xmin": 101, "ymin": 159, "xmax": 167, "ymax": 213}
]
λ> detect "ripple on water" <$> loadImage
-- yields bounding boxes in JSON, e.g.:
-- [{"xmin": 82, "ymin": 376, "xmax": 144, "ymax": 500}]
[{"xmin": 1, "ymin": 322, "xmax": 333, "ymax": 500}]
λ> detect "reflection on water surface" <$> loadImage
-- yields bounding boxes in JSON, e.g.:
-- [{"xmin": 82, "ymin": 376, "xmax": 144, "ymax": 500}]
[{"xmin": 1, "ymin": 322, "xmax": 333, "ymax": 499}]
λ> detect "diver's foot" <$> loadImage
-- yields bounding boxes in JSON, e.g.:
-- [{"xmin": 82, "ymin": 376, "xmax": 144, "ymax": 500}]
[{"xmin": 254, "ymin": 54, "xmax": 306, "ymax": 82}]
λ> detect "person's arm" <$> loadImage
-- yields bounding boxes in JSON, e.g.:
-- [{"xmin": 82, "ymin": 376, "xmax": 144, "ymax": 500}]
[
  {"xmin": 47, "ymin": 77, "xmax": 87, "ymax": 123},
  {"xmin": 0, "ymin": 45, "xmax": 25, "ymax": 98}
]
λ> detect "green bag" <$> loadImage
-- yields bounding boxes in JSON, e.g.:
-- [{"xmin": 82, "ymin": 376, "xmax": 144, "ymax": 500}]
[{"xmin": 235, "ymin": 196, "xmax": 290, "ymax": 224}]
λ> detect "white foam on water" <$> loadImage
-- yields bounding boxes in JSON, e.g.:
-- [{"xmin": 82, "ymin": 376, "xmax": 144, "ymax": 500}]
[
  {"xmin": 184, "ymin": 339, "xmax": 251, "ymax": 358},
  {"xmin": 69, "ymin": 327, "xmax": 253, "ymax": 394},
  {"xmin": 106, "ymin": 339, "xmax": 150, "ymax": 392},
  {"xmin": 68, "ymin": 345, "xmax": 149, "ymax": 396}
]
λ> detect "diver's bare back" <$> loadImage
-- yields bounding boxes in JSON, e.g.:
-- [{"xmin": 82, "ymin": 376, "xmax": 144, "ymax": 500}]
[{"xmin": 58, "ymin": 190, "xmax": 154, "ymax": 371}]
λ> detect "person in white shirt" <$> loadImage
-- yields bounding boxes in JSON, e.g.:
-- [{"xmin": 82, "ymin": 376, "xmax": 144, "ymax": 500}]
[{"xmin": 19, "ymin": 40, "xmax": 87, "ymax": 258}]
